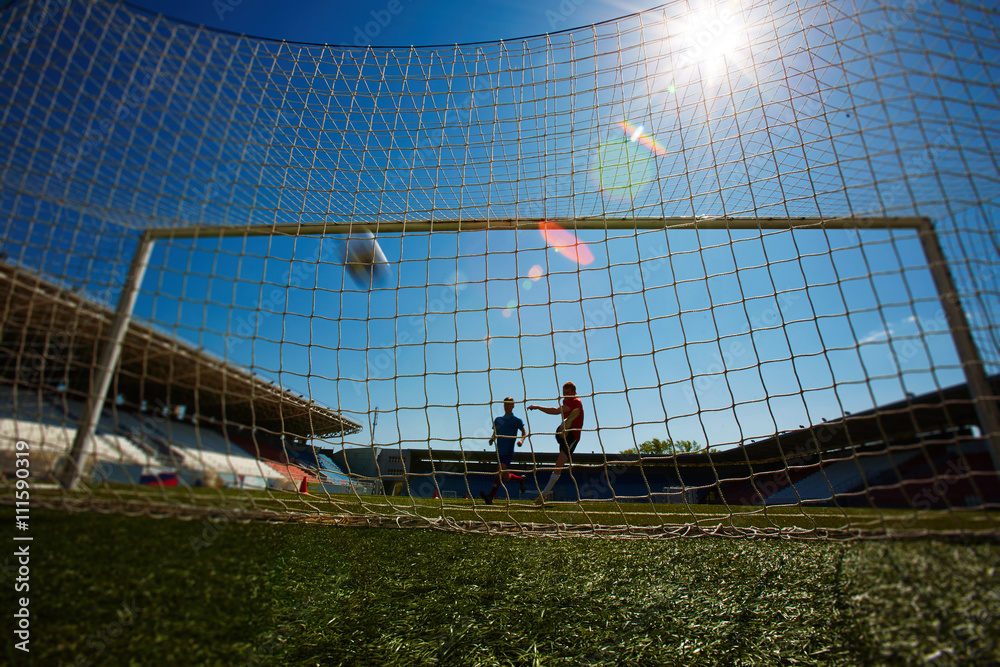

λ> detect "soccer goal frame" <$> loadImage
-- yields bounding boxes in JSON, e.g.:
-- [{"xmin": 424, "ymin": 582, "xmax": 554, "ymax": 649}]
[{"xmin": 54, "ymin": 215, "xmax": 1000, "ymax": 495}]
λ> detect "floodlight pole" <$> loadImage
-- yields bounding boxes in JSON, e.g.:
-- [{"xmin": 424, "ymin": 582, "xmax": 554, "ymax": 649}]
[
  {"xmin": 917, "ymin": 220, "xmax": 1000, "ymax": 474},
  {"xmin": 56, "ymin": 231, "xmax": 155, "ymax": 490}
]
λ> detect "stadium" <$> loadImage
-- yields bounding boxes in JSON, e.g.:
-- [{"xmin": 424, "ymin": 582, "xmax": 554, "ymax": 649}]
[{"xmin": 2, "ymin": 0, "xmax": 1000, "ymax": 663}]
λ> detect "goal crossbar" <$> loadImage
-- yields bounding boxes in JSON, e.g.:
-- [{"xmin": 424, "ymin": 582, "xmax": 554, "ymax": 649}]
[{"xmin": 144, "ymin": 216, "xmax": 932, "ymax": 240}]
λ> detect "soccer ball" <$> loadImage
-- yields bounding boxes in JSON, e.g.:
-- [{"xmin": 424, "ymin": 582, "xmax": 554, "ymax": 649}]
[{"xmin": 341, "ymin": 228, "xmax": 390, "ymax": 286}]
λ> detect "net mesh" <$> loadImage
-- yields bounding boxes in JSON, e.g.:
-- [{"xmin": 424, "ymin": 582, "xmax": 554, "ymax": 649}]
[{"xmin": 1, "ymin": 0, "xmax": 998, "ymax": 538}]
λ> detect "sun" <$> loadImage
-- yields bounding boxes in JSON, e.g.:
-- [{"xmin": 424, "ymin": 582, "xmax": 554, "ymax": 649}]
[{"xmin": 677, "ymin": 2, "xmax": 754, "ymax": 81}]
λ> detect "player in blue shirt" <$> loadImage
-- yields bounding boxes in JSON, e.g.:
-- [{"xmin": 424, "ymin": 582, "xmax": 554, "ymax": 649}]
[{"xmin": 480, "ymin": 397, "xmax": 528, "ymax": 504}]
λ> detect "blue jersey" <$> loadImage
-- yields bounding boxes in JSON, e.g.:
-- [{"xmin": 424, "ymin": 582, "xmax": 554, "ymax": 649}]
[{"xmin": 493, "ymin": 413, "xmax": 524, "ymax": 458}]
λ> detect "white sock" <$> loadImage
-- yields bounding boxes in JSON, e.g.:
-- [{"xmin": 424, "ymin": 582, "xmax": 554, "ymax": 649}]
[{"xmin": 542, "ymin": 471, "xmax": 560, "ymax": 495}]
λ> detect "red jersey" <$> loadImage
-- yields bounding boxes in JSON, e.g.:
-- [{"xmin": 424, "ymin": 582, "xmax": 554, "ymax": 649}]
[{"xmin": 561, "ymin": 396, "xmax": 584, "ymax": 438}]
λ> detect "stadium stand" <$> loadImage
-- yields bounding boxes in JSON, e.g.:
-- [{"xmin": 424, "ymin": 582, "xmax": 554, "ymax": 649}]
[{"xmin": 0, "ymin": 262, "xmax": 362, "ymax": 490}]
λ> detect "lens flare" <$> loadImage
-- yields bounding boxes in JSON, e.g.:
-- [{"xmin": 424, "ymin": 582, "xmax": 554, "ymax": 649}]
[
  {"xmin": 592, "ymin": 125, "xmax": 657, "ymax": 200},
  {"xmin": 617, "ymin": 120, "xmax": 667, "ymax": 157},
  {"xmin": 538, "ymin": 221, "xmax": 594, "ymax": 266},
  {"xmin": 528, "ymin": 264, "xmax": 544, "ymax": 281}
]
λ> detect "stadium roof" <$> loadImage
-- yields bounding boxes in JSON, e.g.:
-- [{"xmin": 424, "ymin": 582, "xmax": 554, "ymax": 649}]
[{"xmin": 0, "ymin": 262, "xmax": 362, "ymax": 439}]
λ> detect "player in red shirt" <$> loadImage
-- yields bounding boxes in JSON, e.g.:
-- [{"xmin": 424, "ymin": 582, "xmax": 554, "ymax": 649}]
[{"xmin": 528, "ymin": 381, "xmax": 584, "ymax": 504}]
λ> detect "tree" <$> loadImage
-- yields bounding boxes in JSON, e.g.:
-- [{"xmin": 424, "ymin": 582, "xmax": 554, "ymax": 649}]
[{"xmin": 621, "ymin": 437, "xmax": 700, "ymax": 456}]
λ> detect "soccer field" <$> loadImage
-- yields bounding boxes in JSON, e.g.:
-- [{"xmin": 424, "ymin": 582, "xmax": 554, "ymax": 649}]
[
  {"xmin": 5, "ymin": 508, "xmax": 999, "ymax": 666},
  {"xmin": 36, "ymin": 485, "xmax": 1000, "ymax": 538}
]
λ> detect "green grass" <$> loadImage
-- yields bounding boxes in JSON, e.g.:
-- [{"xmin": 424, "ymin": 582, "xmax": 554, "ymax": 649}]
[{"xmin": 3, "ymin": 508, "xmax": 1000, "ymax": 665}]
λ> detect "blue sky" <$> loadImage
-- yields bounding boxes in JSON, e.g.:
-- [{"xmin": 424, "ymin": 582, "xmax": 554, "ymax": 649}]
[
  {"xmin": 125, "ymin": 0, "xmax": 653, "ymax": 46},
  {"xmin": 3, "ymin": 0, "xmax": 994, "ymax": 457}
]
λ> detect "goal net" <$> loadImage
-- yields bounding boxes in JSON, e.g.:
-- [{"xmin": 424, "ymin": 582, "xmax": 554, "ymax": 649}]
[{"xmin": 1, "ymin": 0, "xmax": 998, "ymax": 538}]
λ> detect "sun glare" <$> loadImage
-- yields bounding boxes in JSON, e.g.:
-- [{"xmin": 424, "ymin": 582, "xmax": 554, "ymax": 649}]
[{"xmin": 678, "ymin": 2, "xmax": 752, "ymax": 79}]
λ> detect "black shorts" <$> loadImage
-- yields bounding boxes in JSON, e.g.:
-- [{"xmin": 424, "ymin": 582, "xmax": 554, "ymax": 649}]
[{"xmin": 556, "ymin": 430, "xmax": 580, "ymax": 456}]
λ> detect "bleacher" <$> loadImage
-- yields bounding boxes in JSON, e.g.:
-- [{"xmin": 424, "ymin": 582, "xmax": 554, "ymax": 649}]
[
  {"xmin": 0, "ymin": 383, "xmax": 316, "ymax": 489},
  {"xmin": 286, "ymin": 448, "xmax": 352, "ymax": 485},
  {"xmin": 152, "ymin": 418, "xmax": 290, "ymax": 484},
  {"xmin": 763, "ymin": 448, "xmax": 922, "ymax": 505},
  {"xmin": 0, "ymin": 387, "xmax": 152, "ymax": 468}
]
